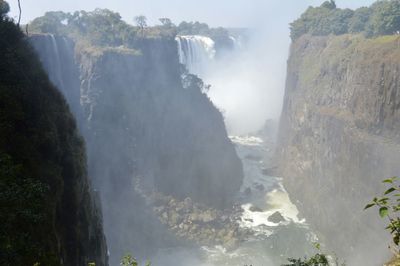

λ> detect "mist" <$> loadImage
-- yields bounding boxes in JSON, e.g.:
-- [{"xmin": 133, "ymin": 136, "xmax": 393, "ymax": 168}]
[
  {"xmin": 2, "ymin": 0, "xmax": 397, "ymax": 266},
  {"xmin": 204, "ymin": 29, "xmax": 288, "ymax": 135}
]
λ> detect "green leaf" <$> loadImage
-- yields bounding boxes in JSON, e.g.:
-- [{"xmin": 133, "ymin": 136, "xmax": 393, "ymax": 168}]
[
  {"xmin": 383, "ymin": 179, "xmax": 394, "ymax": 184},
  {"xmin": 364, "ymin": 203, "xmax": 375, "ymax": 210},
  {"xmin": 379, "ymin": 207, "xmax": 389, "ymax": 218},
  {"xmin": 394, "ymin": 234, "xmax": 400, "ymax": 246},
  {"xmin": 379, "ymin": 197, "xmax": 389, "ymax": 204},
  {"xmin": 385, "ymin": 188, "xmax": 396, "ymax": 195},
  {"xmin": 313, "ymin": 242, "xmax": 321, "ymax": 250}
]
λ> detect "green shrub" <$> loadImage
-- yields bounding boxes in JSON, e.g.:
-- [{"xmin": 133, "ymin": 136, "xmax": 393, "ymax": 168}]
[
  {"xmin": 365, "ymin": 177, "xmax": 400, "ymax": 251},
  {"xmin": 291, "ymin": 0, "xmax": 400, "ymax": 40}
]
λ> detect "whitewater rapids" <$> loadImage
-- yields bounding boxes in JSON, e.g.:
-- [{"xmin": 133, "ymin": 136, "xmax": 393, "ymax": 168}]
[{"xmin": 150, "ymin": 135, "xmax": 318, "ymax": 266}]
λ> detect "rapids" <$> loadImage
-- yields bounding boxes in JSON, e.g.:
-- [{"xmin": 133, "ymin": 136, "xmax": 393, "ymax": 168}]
[{"xmin": 150, "ymin": 135, "xmax": 318, "ymax": 266}]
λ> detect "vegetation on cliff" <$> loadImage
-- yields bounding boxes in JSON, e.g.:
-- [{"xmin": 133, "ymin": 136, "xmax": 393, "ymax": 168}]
[
  {"xmin": 291, "ymin": 0, "xmax": 400, "ymax": 40},
  {"xmin": 28, "ymin": 9, "xmax": 235, "ymax": 50},
  {"xmin": 0, "ymin": 6, "xmax": 107, "ymax": 266},
  {"xmin": 365, "ymin": 177, "xmax": 400, "ymax": 260}
]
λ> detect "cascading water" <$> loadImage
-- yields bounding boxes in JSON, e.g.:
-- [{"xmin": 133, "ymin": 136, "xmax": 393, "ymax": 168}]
[
  {"xmin": 30, "ymin": 34, "xmax": 84, "ymax": 128},
  {"xmin": 175, "ymin": 35, "xmax": 216, "ymax": 76}
]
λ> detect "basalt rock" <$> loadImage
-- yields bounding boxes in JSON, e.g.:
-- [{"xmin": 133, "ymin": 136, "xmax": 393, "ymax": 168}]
[{"xmin": 276, "ymin": 34, "xmax": 400, "ymax": 265}]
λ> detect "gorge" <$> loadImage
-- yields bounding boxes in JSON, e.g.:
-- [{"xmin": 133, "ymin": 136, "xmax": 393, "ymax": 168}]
[
  {"xmin": 276, "ymin": 33, "xmax": 400, "ymax": 265},
  {"xmin": 3, "ymin": 0, "xmax": 400, "ymax": 265},
  {"xmin": 24, "ymin": 8, "xmax": 252, "ymax": 263}
]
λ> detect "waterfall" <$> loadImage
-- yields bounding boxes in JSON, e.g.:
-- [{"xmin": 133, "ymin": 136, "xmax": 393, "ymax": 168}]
[
  {"xmin": 30, "ymin": 34, "xmax": 84, "ymax": 128},
  {"xmin": 175, "ymin": 35, "xmax": 216, "ymax": 76},
  {"xmin": 49, "ymin": 34, "xmax": 65, "ymax": 91}
]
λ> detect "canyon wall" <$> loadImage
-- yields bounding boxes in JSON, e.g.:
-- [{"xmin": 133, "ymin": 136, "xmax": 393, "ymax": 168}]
[
  {"xmin": 31, "ymin": 34, "xmax": 243, "ymax": 264},
  {"xmin": 277, "ymin": 34, "xmax": 400, "ymax": 265}
]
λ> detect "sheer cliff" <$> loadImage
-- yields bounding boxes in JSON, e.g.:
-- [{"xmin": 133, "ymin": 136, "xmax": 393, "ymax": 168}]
[
  {"xmin": 0, "ymin": 19, "xmax": 107, "ymax": 266},
  {"xmin": 31, "ymin": 33, "xmax": 243, "ymax": 263},
  {"xmin": 276, "ymin": 34, "xmax": 400, "ymax": 265}
]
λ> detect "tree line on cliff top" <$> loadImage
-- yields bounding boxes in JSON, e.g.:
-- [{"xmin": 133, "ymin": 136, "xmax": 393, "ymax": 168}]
[
  {"xmin": 291, "ymin": 0, "xmax": 400, "ymax": 40},
  {"xmin": 27, "ymin": 9, "xmax": 233, "ymax": 49}
]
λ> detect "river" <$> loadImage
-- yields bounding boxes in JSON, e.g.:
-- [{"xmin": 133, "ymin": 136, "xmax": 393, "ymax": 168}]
[{"xmin": 150, "ymin": 135, "xmax": 318, "ymax": 266}]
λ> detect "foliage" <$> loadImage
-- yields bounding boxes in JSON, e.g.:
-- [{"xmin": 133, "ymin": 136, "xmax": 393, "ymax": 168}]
[
  {"xmin": 0, "ymin": 153, "xmax": 50, "ymax": 265},
  {"xmin": 366, "ymin": 0, "xmax": 400, "ymax": 36},
  {"xmin": 29, "ymin": 10, "xmax": 234, "ymax": 50},
  {"xmin": 282, "ymin": 243, "xmax": 345, "ymax": 266},
  {"xmin": 365, "ymin": 177, "xmax": 400, "ymax": 250},
  {"xmin": 321, "ymin": 0, "xmax": 336, "ymax": 9},
  {"xmin": 291, "ymin": 0, "xmax": 400, "ymax": 40},
  {"xmin": 159, "ymin": 17, "xmax": 173, "ymax": 27},
  {"xmin": 29, "ymin": 9, "xmax": 139, "ymax": 47},
  {"xmin": 283, "ymin": 253, "xmax": 329, "ymax": 266},
  {"xmin": 182, "ymin": 74, "xmax": 211, "ymax": 93},
  {"xmin": 134, "ymin": 15, "xmax": 147, "ymax": 29},
  {"xmin": 120, "ymin": 254, "xmax": 151, "ymax": 266},
  {"xmin": 348, "ymin": 7, "xmax": 372, "ymax": 33},
  {"xmin": 290, "ymin": 2, "xmax": 353, "ymax": 40},
  {"xmin": 0, "ymin": 0, "xmax": 9, "ymax": 18}
]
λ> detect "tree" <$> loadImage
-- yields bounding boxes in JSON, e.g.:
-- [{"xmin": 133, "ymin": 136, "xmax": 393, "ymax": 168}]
[
  {"xmin": 367, "ymin": 0, "xmax": 400, "ymax": 36},
  {"xmin": 134, "ymin": 15, "xmax": 147, "ymax": 36},
  {"xmin": 321, "ymin": 0, "xmax": 336, "ymax": 10},
  {"xmin": 159, "ymin": 17, "xmax": 173, "ymax": 27},
  {"xmin": 0, "ymin": 0, "xmax": 10, "ymax": 18},
  {"xmin": 348, "ymin": 7, "xmax": 372, "ymax": 33},
  {"xmin": 329, "ymin": 8, "xmax": 354, "ymax": 35}
]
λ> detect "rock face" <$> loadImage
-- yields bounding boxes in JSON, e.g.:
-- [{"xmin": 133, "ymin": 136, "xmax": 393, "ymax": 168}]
[
  {"xmin": 0, "ymin": 21, "xmax": 107, "ymax": 265},
  {"xmin": 31, "ymin": 34, "xmax": 243, "ymax": 263},
  {"xmin": 276, "ymin": 34, "xmax": 400, "ymax": 265}
]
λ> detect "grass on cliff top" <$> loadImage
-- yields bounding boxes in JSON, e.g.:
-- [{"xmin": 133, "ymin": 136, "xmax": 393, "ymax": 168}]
[
  {"xmin": 295, "ymin": 33, "xmax": 400, "ymax": 90},
  {"xmin": 75, "ymin": 39, "xmax": 142, "ymax": 58}
]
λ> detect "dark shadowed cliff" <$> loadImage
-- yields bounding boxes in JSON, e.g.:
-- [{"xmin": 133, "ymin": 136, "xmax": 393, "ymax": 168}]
[{"xmin": 0, "ymin": 18, "xmax": 107, "ymax": 266}]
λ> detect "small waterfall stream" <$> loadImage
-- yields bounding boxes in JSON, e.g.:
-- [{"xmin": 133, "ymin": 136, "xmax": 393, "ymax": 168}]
[{"xmin": 30, "ymin": 34, "xmax": 84, "ymax": 128}]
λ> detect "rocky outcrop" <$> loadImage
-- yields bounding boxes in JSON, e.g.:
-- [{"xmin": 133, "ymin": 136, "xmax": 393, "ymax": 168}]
[
  {"xmin": 276, "ymin": 34, "xmax": 400, "ymax": 265},
  {"xmin": 136, "ymin": 186, "xmax": 249, "ymax": 250}
]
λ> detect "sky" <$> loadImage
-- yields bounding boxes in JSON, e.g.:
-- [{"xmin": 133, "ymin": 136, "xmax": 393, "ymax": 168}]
[{"xmin": 7, "ymin": 0, "xmax": 377, "ymax": 29}]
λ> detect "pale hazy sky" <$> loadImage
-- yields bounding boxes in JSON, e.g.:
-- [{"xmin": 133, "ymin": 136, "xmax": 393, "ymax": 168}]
[{"xmin": 7, "ymin": 0, "xmax": 376, "ymax": 28}]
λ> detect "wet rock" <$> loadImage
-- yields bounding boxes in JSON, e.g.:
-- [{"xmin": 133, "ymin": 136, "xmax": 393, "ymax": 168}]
[
  {"xmin": 224, "ymin": 237, "xmax": 239, "ymax": 250},
  {"xmin": 183, "ymin": 197, "xmax": 193, "ymax": 209},
  {"xmin": 261, "ymin": 166, "xmax": 278, "ymax": 176},
  {"xmin": 268, "ymin": 211, "xmax": 285, "ymax": 223},
  {"xmin": 254, "ymin": 183, "xmax": 265, "ymax": 191},
  {"xmin": 244, "ymin": 187, "xmax": 252, "ymax": 197},
  {"xmin": 245, "ymin": 154, "xmax": 262, "ymax": 161},
  {"xmin": 249, "ymin": 205, "xmax": 263, "ymax": 212}
]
